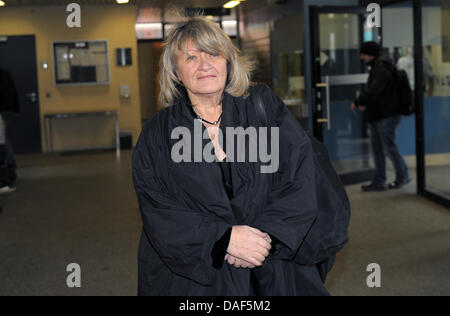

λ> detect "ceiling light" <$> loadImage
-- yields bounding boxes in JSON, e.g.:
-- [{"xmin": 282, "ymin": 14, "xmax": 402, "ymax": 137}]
[
  {"xmin": 116, "ymin": 0, "xmax": 129, "ymax": 4},
  {"xmin": 223, "ymin": 1, "xmax": 241, "ymax": 9},
  {"xmin": 0, "ymin": 1, "xmax": 6, "ymax": 7}
]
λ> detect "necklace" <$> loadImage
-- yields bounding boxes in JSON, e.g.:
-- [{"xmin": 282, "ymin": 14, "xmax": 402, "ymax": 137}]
[{"xmin": 193, "ymin": 105, "xmax": 223, "ymax": 126}]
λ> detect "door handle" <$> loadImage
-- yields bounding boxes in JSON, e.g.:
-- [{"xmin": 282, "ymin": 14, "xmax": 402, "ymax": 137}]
[{"xmin": 315, "ymin": 76, "xmax": 331, "ymax": 131}]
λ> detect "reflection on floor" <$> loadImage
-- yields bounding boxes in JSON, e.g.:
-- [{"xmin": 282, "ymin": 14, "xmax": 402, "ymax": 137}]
[
  {"xmin": 332, "ymin": 157, "xmax": 373, "ymax": 175},
  {"xmin": 327, "ymin": 181, "xmax": 450, "ymax": 296},
  {"xmin": 0, "ymin": 151, "xmax": 141, "ymax": 296},
  {"xmin": 0, "ymin": 151, "xmax": 448, "ymax": 296},
  {"xmin": 426, "ymin": 165, "xmax": 450, "ymax": 199}
]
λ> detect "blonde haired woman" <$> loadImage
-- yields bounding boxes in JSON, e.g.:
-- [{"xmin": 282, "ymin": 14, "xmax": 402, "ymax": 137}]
[{"xmin": 133, "ymin": 15, "xmax": 344, "ymax": 296}]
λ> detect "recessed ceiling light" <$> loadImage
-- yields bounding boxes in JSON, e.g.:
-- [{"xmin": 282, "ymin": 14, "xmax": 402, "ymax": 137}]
[
  {"xmin": 223, "ymin": 1, "xmax": 241, "ymax": 9},
  {"xmin": 116, "ymin": 0, "xmax": 130, "ymax": 4},
  {"xmin": 0, "ymin": 1, "xmax": 6, "ymax": 7}
]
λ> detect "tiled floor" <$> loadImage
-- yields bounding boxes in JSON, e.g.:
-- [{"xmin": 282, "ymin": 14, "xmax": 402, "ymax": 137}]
[{"xmin": 0, "ymin": 151, "xmax": 448, "ymax": 296}]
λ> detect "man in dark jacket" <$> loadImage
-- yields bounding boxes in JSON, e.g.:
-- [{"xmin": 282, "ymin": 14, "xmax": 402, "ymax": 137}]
[{"xmin": 351, "ymin": 42, "xmax": 410, "ymax": 192}]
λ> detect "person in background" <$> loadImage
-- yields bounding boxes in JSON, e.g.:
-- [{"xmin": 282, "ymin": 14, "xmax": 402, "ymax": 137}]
[
  {"xmin": 396, "ymin": 46, "xmax": 434, "ymax": 95},
  {"xmin": 351, "ymin": 41, "xmax": 411, "ymax": 192},
  {"xmin": 0, "ymin": 68, "xmax": 19, "ymax": 194}
]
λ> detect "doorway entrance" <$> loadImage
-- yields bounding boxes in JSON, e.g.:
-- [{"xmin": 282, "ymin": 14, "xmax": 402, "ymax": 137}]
[
  {"xmin": 137, "ymin": 40, "xmax": 163, "ymax": 126},
  {"xmin": 0, "ymin": 35, "xmax": 42, "ymax": 154},
  {"xmin": 310, "ymin": 6, "xmax": 380, "ymax": 185}
]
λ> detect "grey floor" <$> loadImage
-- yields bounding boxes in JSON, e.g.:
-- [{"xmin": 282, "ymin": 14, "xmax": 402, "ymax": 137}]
[
  {"xmin": 425, "ymin": 165, "xmax": 450, "ymax": 199},
  {"xmin": 0, "ymin": 151, "xmax": 449, "ymax": 296}
]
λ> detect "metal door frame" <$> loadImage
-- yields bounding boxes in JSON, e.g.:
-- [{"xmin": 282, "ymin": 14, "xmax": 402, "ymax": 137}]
[
  {"xmin": 0, "ymin": 34, "xmax": 42, "ymax": 154},
  {"xmin": 308, "ymin": 0, "xmax": 449, "ymax": 208},
  {"xmin": 309, "ymin": 5, "xmax": 375, "ymax": 185},
  {"xmin": 411, "ymin": 0, "xmax": 449, "ymax": 208}
]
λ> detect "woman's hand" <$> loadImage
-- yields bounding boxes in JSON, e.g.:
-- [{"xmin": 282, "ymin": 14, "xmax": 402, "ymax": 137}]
[
  {"xmin": 227, "ymin": 226, "xmax": 272, "ymax": 267},
  {"xmin": 224, "ymin": 254, "xmax": 255, "ymax": 269}
]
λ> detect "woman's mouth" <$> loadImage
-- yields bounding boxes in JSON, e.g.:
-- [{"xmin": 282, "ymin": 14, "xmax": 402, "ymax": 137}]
[{"xmin": 197, "ymin": 75, "xmax": 216, "ymax": 80}]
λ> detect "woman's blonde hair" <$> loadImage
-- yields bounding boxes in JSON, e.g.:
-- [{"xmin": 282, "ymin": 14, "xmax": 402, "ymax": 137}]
[{"xmin": 159, "ymin": 15, "xmax": 254, "ymax": 107}]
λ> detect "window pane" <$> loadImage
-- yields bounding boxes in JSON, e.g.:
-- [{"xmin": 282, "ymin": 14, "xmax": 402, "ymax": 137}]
[{"xmin": 423, "ymin": 0, "xmax": 450, "ymax": 199}]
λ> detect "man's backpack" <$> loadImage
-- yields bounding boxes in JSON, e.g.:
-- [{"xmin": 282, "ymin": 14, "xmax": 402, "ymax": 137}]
[
  {"xmin": 395, "ymin": 68, "xmax": 415, "ymax": 116},
  {"xmin": 251, "ymin": 91, "xmax": 351, "ymax": 265}
]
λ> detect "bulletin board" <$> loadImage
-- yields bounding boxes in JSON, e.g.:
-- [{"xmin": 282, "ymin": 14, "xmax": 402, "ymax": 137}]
[{"xmin": 53, "ymin": 40, "xmax": 110, "ymax": 86}]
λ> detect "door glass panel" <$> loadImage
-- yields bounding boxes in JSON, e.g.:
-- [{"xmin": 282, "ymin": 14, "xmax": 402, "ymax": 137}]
[
  {"xmin": 382, "ymin": 1, "xmax": 416, "ymax": 187},
  {"xmin": 318, "ymin": 13, "xmax": 376, "ymax": 176},
  {"xmin": 272, "ymin": 13, "xmax": 308, "ymax": 130},
  {"xmin": 423, "ymin": 0, "xmax": 450, "ymax": 199}
]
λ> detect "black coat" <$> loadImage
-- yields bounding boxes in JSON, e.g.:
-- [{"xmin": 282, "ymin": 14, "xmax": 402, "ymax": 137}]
[
  {"xmin": 132, "ymin": 84, "xmax": 336, "ymax": 296},
  {"xmin": 354, "ymin": 56, "xmax": 401, "ymax": 122},
  {"xmin": 0, "ymin": 69, "xmax": 20, "ymax": 113}
]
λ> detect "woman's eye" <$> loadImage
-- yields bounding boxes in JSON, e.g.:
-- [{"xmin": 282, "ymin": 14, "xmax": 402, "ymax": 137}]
[
  {"xmin": 210, "ymin": 53, "xmax": 219, "ymax": 57},
  {"xmin": 187, "ymin": 56, "xmax": 196, "ymax": 61}
]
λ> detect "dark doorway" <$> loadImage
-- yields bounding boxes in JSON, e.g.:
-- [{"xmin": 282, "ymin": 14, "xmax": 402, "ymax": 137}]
[
  {"xmin": 138, "ymin": 40, "xmax": 163, "ymax": 126},
  {"xmin": 0, "ymin": 35, "xmax": 42, "ymax": 154}
]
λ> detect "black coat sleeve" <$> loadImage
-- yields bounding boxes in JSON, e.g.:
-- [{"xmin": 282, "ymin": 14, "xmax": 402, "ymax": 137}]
[
  {"xmin": 0, "ymin": 69, "xmax": 20, "ymax": 113},
  {"xmin": 250, "ymin": 86, "xmax": 319, "ymax": 260},
  {"xmin": 354, "ymin": 66, "xmax": 392, "ymax": 108},
  {"xmin": 211, "ymin": 227, "xmax": 232, "ymax": 269},
  {"xmin": 132, "ymin": 121, "xmax": 231, "ymax": 286}
]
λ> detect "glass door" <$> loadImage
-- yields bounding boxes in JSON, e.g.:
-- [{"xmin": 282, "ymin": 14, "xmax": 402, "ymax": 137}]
[
  {"xmin": 420, "ymin": 0, "xmax": 450, "ymax": 207},
  {"xmin": 311, "ymin": 7, "xmax": 380, "ymax": 185}
]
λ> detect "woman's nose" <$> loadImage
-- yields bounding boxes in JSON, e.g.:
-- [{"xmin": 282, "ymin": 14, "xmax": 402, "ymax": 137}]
[{"xmin": 198, "ymin": 54, "xmax": 211, "ymax": 70}]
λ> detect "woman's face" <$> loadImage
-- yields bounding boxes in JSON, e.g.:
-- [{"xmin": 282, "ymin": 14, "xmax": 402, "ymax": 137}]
[{"xmin": 175, "ymin": 41, "xmax": 228, "ymax": 99}]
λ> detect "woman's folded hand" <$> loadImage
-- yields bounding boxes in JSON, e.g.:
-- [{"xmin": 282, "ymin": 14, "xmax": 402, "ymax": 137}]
[
  {"xmin": 226, "ymin": 225, "xmax": 272, "ymax": 267},
  {"xmin": 224, "ymin": 254, "xmax": 255, "ymax": 269}
]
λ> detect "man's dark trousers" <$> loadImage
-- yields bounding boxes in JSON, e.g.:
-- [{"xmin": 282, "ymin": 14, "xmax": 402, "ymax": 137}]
[{"xmin": 369, "ymin": 115, "xmax": 410, "ymax": 185}]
